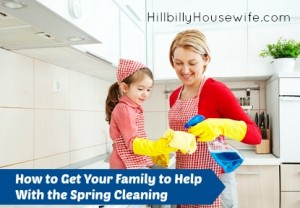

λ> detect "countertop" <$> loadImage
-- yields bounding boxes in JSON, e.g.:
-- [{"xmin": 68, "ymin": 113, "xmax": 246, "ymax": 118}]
[
  {"xmin": 239, "ymin": 149, "xmax": 280, "ymax": 166},
  {"xmin": 72, "ymin": 149, "xmax": 281, "ymax": 170}
]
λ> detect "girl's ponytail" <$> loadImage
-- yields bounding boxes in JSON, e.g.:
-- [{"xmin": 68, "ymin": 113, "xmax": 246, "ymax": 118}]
[{"xmin": 105, "ymin": 82, "xmax": 121, "ymax": 124}]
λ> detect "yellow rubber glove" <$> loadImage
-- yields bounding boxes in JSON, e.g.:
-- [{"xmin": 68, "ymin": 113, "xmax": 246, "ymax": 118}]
[
  {"xmin": 151, "ymin": 154, "xmax": 169, "ymax": 168},
  {"xmin": 168, "ymin": 131, "xmax": 197, "ymax": 154},
  {"xmin": 188, "ymin": 118, "xmax": 247, "ymax": 142},
  {"xmin": 133, "ymin": 129, "xmax": 177, "ymax": 156}
]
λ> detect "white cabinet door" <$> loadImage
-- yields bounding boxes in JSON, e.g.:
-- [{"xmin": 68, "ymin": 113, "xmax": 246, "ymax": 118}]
[
  {"xmin": 153, "ymin": 33, "xmax": 177, "ymax": 80},
  {"xmin": 151, "ymin": 0, "xmax": 248, "ymax": 80},
  {"xmin": 120, "ymin": 11, "xmax": 146, "ymax": 64},
  {"xmin": 153, "ymin": 28, "xmax": 247, "ymax": 80},
  {"xmin": 248, "ymin": 0, "xmax": 300, "ymax": 26},
  {"xmin": 205, "ymin": 28, "xmax": 247, "ymax": 77},
  {"xmin": 113, "ymin": 0, "xmax": 146, "ymax": 32},
  {"xmin": 37, "ymin": 0, "xmax": 120, "ymax": 65}
]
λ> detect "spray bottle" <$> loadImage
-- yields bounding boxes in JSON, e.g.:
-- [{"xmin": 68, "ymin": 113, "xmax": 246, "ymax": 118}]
[{"xmin": 185, "ymin": 115, "xmax": 244, "ymax": 173}]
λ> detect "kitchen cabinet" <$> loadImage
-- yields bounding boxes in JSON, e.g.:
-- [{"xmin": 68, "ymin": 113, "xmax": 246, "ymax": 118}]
[
  {"xmin": 151, "ymin": 0, "xmax": 249, "ymax": 80},
  {"xmin": 113, "ymin": 0, "xmax": 146, "ymax": 32},
  {"xmin": 120, "ymin": 11, "xmax": 146, "ymax": 64},
  {"xmin": 152, "ymin": 33, "xmax": 177, "ymax": 80},
  {"xmin": 36, "ymin": 0, "xmax": 120, "ymax": 65},
  {"xmin": 281, "ymin": 164, "xmax": 300, "ymax": 208},
  {"xmin": 111, "ymin": 0, "xmax": 147, "ymax": 64},
  {"xmin": 152, "ymin": 28, "xmax": 247, "ymax": 80},
  {"xmin": 247, "ymin": 0, "xmax": 300, "ymax": 26},
  {"xmin": 235, "ymin": 165, "xmax": 280, "ymax": 208}
]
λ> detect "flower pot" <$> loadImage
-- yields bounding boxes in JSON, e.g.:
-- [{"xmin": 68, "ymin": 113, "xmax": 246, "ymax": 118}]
[{"xmin": 272, "ymin": 58, "xmax": 296, "ymax": 73}]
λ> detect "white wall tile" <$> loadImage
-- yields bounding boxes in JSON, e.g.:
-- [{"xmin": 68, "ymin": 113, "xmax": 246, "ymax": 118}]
[
  {"xmin": 34, "ymin": 60, "xmax": 70, "ymax": 109},
  {"xmin": 70, "ymin": 71, "xmax": 95, "ymax": 111},
  {"xmin": 0, "ymin": 49, "xmax": 33, "ymax": 108},
  {"xmin": 165, "ymin": 83, "xmax": 181, "ymax": 110},
  {"xmin": 94, "ymin": 78, "xmax": 111, "ymax": 112},
  {"xmin": 95, "ymin": 112, "xmax": 109, "ymax": 146},
  {"xmin": 34, "ymin": 153, "xmax": 70, "ymax": 169},
  {"xmin": 70, "ymin": 144, "xmax": 106, "ymax": 164},
  {"xmin": 144, "ymin": 111, "xmax": 167, "ymax": 139},
  {"xmin": 0, "ymin": 108, "xmax": 33, "ymax": 167},
  {"xmin": 144, "ymin": 84, "xmax": 167, "ymax": 111},
  {"xmin": 0, "ymin": 49, "xmax": 109, "ymax": 168},
  {"xmin": 70, "ymin": 111, "xmax": 94, "ymax": 150},
  {"xmin": 34, "ymin": 109, "xmax": 70, "ymax": 159}
]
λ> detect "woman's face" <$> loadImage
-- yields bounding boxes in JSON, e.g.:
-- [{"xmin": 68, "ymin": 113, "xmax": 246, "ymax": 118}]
[{"xmin": 172, "ymin": 47, "xmax": 208, "ymax": 87}]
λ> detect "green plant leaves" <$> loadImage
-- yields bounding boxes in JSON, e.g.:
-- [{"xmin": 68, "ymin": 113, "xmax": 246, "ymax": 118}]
[{"xmin": 259, "ymin": 38, "xmax": 300, "ymax": 59}]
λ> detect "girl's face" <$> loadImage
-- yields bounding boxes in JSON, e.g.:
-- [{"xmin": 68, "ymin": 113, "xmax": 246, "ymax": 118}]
[
  {"xmin": 121, "ymin": 76, "xmax": 153, "ymax": 106},
  {"xmin": 172, "ymin": 47, "xmax": 208, "ymax": 87}
]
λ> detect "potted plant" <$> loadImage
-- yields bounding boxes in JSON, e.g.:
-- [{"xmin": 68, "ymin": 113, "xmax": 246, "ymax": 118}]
[{"xmin": 259, "ymin": 38, "xmax": 300, "ymax": 73}]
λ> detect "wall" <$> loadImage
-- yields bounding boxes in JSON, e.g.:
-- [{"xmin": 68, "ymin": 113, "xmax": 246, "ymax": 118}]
[
  {"xmin": 0, "ymin": 48, "xmax": 111, "ymax": 168},
  {"xmin": 144, "ymin": 80, "xmax": 267, "ymax": 149}
]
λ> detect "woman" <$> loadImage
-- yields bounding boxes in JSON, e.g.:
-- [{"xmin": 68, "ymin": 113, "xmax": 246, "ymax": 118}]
[{"xmin": 168, "ymin": 29, "xmax": 262, "ymax": 208}]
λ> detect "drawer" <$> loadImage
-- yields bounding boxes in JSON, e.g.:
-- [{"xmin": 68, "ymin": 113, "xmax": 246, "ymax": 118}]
[
  {"xmin": 281, "ymin": 164, "xmax": 300, "ymax": 191},
  {"xmin": 279, "ymin": 78, "xmax": 300, "ymax": 95},
  {"xmin": 281, "ymin": 192, "xmax": 300, "ymax": 208}
]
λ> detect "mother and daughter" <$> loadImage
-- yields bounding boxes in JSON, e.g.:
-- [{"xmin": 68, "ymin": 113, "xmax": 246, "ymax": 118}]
[{"xmin": 105, "ymin": 29, "xmax": 261, "ymax": 208}]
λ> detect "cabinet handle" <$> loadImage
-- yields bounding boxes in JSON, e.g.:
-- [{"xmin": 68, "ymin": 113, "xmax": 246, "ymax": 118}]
[
  {"xmin": 236, "ymin": 171, "xmax": 260, "ymax": 175},
  {"xmin": 280, "ymin": 96, "xmax": 300, "ymax": 101}
]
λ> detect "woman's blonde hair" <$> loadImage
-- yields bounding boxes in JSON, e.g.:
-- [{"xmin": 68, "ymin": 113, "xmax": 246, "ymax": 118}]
[{"xmin": 169, "ymin": 29, "xmax": 211, "ymax": 71}]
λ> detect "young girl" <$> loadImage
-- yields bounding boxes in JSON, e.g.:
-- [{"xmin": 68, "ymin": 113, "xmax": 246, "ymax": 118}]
[{"xmin": 105, "ymin": 59, "xmax": 195, "ymax": 169}]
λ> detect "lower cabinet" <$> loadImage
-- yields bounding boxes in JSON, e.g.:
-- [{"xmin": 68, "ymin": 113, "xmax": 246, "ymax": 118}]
[
  {"xmin": 235, "ymin": 165, "xmax": 280, "ymax": 208},
  {"xmin": 280, "ymin": 164, "xmax": 300, "ymax": 208}
]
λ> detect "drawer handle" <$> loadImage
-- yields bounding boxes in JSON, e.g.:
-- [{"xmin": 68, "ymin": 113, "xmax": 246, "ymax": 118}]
[{"xmin": 236, "ymin": 171, "xmax": 260, "ymax": 175}]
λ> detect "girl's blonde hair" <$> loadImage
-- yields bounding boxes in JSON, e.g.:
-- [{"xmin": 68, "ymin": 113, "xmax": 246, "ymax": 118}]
[
  {"xmin": 169, "ymin": 29, "xmax": 211, "ymax": 71},
  {"xmin": 105, "ymin": 67, "xmax": 153, "ymax": 124}
]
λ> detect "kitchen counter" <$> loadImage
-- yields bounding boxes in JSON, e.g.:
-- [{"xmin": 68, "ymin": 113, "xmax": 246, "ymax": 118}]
[
  {"xmin": 239, "ymin": 149, "xmax": 280, "ymax": 166},
  {"xmin": 67, "ymin": 149, "xmax": 281, "ymax": 170}
]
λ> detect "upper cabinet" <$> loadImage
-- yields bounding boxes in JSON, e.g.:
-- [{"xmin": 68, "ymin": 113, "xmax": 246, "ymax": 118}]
[
  {"xmin": 114, "ymin": 0, "xmax": 147, "ymax": 64},
  {"xmin": 36, "ymin": 0, "xmax": 147, "ymax": 66},
  {"xmin": 247, "ymin": 0, "xmax": 300, "ymax": 26},
  {"xmin": 71, "ymin": 0, "xmax": 120, "ymax": 66},
  {"xmin": 120, "ymin": 11, "xmax": 147, "ymax": 64},
  {"xmin": 150, "ymin": 0, "xmax": 300, "ymax": 80},
  {"xmin": 113, "ymin": 0, "xmax": 146, "ymax": 32}
]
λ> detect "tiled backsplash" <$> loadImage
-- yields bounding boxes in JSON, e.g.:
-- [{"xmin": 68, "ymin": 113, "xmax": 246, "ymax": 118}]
[{"xmin": 0, "ymin": 49, "xmax": 110, "ymax": 168}]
